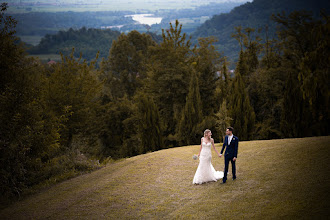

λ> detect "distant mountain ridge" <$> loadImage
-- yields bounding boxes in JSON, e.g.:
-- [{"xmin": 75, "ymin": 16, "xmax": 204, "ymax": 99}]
[{"xmin": 192, "ymin": 0, "xmax": 330, "ymax": 66}]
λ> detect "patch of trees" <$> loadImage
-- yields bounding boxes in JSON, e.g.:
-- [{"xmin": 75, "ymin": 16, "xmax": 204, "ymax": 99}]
[{"xmin": 28, "ymin": 27, "xmax": 121, "ymax": 60}]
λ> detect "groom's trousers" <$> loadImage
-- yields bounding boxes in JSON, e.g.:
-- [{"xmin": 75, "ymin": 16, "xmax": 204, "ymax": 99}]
[{"xmin": 223, "ymin": 156, "xmax": 236, "ymax": 182}]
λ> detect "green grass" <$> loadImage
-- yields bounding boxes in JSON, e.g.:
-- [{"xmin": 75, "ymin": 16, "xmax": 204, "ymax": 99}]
[{"xmin": 1, "ymin": 136, "xmax": 329, "ymax": 219}]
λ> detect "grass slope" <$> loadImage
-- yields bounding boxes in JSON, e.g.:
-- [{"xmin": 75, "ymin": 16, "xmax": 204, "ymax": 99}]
[{"xmin": 1, "ymin": 136, "xmax": 329, "ymax": 219}]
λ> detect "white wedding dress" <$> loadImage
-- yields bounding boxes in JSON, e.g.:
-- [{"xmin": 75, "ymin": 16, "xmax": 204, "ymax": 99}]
[{"xmin": 193, "ymin": 140, "xmax": 224, "ymax": 184}]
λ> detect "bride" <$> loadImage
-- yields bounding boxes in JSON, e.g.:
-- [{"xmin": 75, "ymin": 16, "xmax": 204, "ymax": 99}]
[{"xmin": 193, "ymin": 129, "xmax": 224, "ymax": 184}]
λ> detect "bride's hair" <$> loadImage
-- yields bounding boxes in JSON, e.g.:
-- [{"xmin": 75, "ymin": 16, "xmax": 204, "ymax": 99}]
[{"xmin": 204, "ymin": 129, "xmax": 211, "ymax": 140}]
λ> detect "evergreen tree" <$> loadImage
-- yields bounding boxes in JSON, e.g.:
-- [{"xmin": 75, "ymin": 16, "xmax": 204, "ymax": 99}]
[
  {"xmin": 46, "ymin": 50, "xmax": 102, "ymax": 148},
  {"xmin": 103, "ymin": 30, "xmax": 156, "ymax": 99},
  {"xmin": 273, "ymin": 10, "xmax": 330, "ymax": 136},
  {"xmin": 0, "ymin": 3, "xmax": 62, "ymax": 198},
  {"xmin": 214, "ymin": 58, "xmax": 231, "ymax": 110},
  {"xmin": 146, "ymin": 20, "xmax": 192, "ymax": 145},
  {"xmin": 177, "ymin": 70, "xmax": 203, "ymax": 145},
  {"xmin": 136, "ymin": 94, "xmax": 164, "ymax": 153},
  {"xmin": 273, "ymin": 11, "xmax": 330, "ymax": 137},
  {"xmin": 236, "ymin": 50, "xmax": 249, "ymax": 78},
  {"xmin": 98, "ymin": 95, "xmax": 137, "ymax": 159},
  {"xmin": 232, "ymin": 26, "xmax": 261, "ymax": 84},
  {"xmin": 228, "ymin": 72, "xmax": 255, "ymax": 140},
  {"xmin": 244, "ymin": 27, "xmax": 262, "ymax": 73},
  {"xmin": 280, "ymin": 68, "xmax": 312, "ymax": 137},
  {"xmin": 215, "ymin": 101, "xmax": 233, "ymax": 142},
  {"xmin": 192, "ymin": 36, "xmax": 222, "ymax": 115}
]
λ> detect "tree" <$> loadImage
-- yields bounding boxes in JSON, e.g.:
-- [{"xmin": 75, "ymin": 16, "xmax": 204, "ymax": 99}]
[
  {"xmin": 192, "ymin": 36, "xmax": 222, "ymax": 115},
  {"xmin": 280, "ymin": 67, "xmax": 312, "ymax": 137},
  {"xmin": 0, "ymin": 3, "xmax": 61, "ymax": 198},
  {"xmin": 46, "ymin": 50, "xmax": 103, "ymax": 148},
  {"xmin": 228, "ymin": 72, "xmax": 255, "ymax": 140},
  {"xmin": 273, "ymin": 10, "xmax": 330, "ymax": 136},
  {"xmin": 146, "ymin": 20, "xmax": 192, "ymax": 145},
  {"xmin": 215, "ymin": 57, "xmax": 231, "ymax": 109},
  {"xmin": 215, "ymin": 101, "xmax": 233, "ymax": 142},
  {"xmin": 97, "ymin": 96, "xmax": 137, "ymax": 159},
  {"xmin": 135, "ymin": 94, "xmax": 164, "ymax": 153},
  {"xmin": 244, "ymin": 27, "xmax": 262, "ymax": 73},
  {"xmin": 232, "ymin": 26, "xmax": 262, "ymax": 84},
  {"xmin": 0, "ymin": 3, "xmax": 23, "ymax": 90},
  {"xmin": 177, "ymin": 69, "xmax": 203, "ymax": 145},
  {"xmin": 103, "ymin": 30, "xmax": 156, "ymax": 98}
]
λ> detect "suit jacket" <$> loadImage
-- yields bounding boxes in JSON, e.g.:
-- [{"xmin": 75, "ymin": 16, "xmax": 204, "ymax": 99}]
[{"xmin": 221, "ymin": 135, "xmax": 239, "ymax": 158}]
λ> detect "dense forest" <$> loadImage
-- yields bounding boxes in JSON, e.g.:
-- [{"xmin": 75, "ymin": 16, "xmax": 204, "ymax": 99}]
[
  {"xmin": 27, "ymin": 27, "xmax": 162, "ymax": 61},
  {"xmin": 1, "ymin": 1, "xmax": 329, "ymax": 206},
  {"xmin": 193, "ymin": 0, "xmax": 330, "ymax": 66}
]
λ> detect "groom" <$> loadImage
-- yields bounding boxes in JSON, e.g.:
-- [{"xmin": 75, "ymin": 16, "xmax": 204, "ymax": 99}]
[{"xmin": 219, "ymin": 127, "xmax": 239, "ymax": 184}]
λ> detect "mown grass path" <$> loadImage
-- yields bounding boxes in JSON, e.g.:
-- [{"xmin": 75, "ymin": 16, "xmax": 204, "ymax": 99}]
[{"xmin": 1, "ymin": 136, "xmax": 329, "ymax": 219}]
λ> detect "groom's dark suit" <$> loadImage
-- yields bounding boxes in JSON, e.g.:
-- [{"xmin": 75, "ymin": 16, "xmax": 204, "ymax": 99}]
[{"xmin": 221, "ymin": 135, "xmax": 239, "ymax": 183}]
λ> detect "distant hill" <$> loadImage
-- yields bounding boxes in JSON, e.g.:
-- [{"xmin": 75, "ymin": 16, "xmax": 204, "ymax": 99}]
[
  {"xmin": 10, "ymin": 2, "xmax": 243, "ymax": 46},
  {"xmin": 28, "ymin": 27, "xmax": 121, "ymax": 61},
  {"xmin": 28, "ymin": 27, "xmax": 163, "ymax": 61},
  {"xmin": 193, "ymin": 0, "xmax": 330, "ymax": 67}
]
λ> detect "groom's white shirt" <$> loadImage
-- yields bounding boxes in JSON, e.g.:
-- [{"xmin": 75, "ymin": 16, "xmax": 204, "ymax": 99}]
[{"xmin": 228, "ymin": 134, "xmax": 233, "ymax": 145}]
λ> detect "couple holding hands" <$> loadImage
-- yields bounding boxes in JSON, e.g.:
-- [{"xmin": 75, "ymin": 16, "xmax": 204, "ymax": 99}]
[{"xmin": 193, "ymin": 127, "xmax": 238, "ymax": 184}]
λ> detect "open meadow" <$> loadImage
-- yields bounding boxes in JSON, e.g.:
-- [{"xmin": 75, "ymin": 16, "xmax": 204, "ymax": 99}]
[{"xmin": 1, "ymin": 136, "xmax": 329, "ymax": 219}]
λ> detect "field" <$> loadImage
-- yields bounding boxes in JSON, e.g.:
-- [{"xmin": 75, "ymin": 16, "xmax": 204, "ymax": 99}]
[
  {"xmin": 19, "ymin": 35, "xmax": 43, "ymax": 46},
  {"xmin": 1, "ymin": 136, "xmax": 329, "ymax": 219},
  {"xmin": 27, "ymin": 54, "xmax": 62, "ymax": 62},
  {"xmin": 7, "ymin": 0, "xmax": 233, "ymax": 13}
]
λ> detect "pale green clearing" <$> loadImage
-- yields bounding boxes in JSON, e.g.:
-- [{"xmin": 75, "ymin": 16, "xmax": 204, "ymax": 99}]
[{"xmin": 18, "ymin": 35, "xmax": 43, "ymax": 46}]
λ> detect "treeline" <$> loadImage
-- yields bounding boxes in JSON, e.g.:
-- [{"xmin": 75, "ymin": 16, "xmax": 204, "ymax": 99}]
[
  {"xmin": 27, "ymin": 27, "xmax": 162, "ymax": 61},
  {"xmin": 10, "ymin": 10, "xmax": 134, "ymax": 36},
  {"xmin": 28, "ymin": 27, "xmax": 121, "ymax": 60},
  {"xmin": 1, "ymin": 1, "xmax": 329, "ymax": 204}
]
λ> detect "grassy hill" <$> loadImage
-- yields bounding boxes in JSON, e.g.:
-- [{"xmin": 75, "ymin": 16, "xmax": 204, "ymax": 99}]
[{"xmin": 1, "ymin": 136, "xmax": 329, "ymax": 219}]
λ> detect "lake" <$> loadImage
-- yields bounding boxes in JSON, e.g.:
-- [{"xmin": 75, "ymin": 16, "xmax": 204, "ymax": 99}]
[{"xmin": 125, "ymin": 14, "xmax": 162, "ymax": 26}]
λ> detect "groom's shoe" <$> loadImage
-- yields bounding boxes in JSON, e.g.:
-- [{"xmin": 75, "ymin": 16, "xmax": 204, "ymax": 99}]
[
  {"xmin": 232, "ymin": 176, "xmax": 236, "ymax": 180},
  {"xmin": 221, "ymin": 180, "xmax": 226, "ymax": 184}
]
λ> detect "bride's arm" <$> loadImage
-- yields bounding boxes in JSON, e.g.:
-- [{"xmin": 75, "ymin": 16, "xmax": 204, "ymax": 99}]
[
  {"xmin": 211, "ymin": 138, "xmax": 221, "ymax": 157},
  {"xmin": 198, "ymin": 138, "xmax": 203, "ymax": 157}
]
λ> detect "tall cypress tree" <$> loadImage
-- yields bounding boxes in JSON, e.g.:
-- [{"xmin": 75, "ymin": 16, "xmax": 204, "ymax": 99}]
[
  {"xmin": 215, "ymin": 58, "xmax": 231, "ymax": 108},
  {"xmin": 177, "ymin": 70, "xmax": 203, "ymax": 145},
  {"xmin": 136, "ymin": 94, "xmax": 164, "ymax": 153},
  {"xmin": 273, "ymin": 11, "xmax": 330, "ymax": 137},
  {"xmin": 193, "ymin": 37, "xmax": 221, "ymax": 115},
  {"xmin": 280, "ymin": 68, "xmax": 311, "ymax": 138},
  {"xmin": 236, "ymin": 50, "xmax": 249, "ymax": 79},
  {"xmin": 228, "ymin": 72, "xmax": 255, "ymax": 140},
  {"xmin": 215, "ymin": 100, "xmax": 233, "ymax": 143}
]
